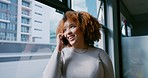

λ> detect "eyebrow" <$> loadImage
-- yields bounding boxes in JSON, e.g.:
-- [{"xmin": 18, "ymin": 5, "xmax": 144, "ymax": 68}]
[{"xmin": 64, "ymin": 23, "xmax": 75, "ymax": 28}]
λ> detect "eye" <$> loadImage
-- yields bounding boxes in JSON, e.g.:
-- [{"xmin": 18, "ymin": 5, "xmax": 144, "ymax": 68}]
[
  {"xmin": 63, "ymin": 28, "xmax": 66, "ymax": 33},
  {"xmin": 70, "ymin": 25, "xmax": 76, "ymax": 29}
]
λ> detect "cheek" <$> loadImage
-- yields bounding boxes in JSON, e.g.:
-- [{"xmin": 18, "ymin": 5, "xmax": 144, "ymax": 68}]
[
  {"xmin": 74, "ymin": 29, "xmax": 83, "ymax": 38},
  {"xmin": 71, "ymin": 28, "xmax": 78, "ymax": 33},
  {"xmin": 63, "ymin": 33, "xmax": 66, "ymax": 37}
]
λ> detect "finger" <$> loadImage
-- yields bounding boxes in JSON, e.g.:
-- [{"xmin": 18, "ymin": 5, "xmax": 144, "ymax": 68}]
[{"xmin": 58, "ymin": 33, "xmax": 64, "ymax": 40}]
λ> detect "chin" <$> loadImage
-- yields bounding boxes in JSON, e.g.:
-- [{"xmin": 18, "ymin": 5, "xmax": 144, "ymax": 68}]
[{"xmin": 69, "ymin": 40, "xmax": 76, "ymax": 46}]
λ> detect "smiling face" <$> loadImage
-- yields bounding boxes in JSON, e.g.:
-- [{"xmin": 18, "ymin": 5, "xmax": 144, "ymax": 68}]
[{"xmin": 63, "ymin": 19, "xmax": 84, "ymax": 47}]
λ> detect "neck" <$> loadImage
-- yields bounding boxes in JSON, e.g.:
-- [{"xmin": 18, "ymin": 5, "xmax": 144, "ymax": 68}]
[
  {"xmin": 72, "ymin": 35, "xmax": 88, "ymax": 49},
  {"xmin": 73, "ymin": 42, "xmax": 88, "ymax": 49},
  {"xmin": 72, "ymin": 44, "xmax": 89, "ymax": 54}
]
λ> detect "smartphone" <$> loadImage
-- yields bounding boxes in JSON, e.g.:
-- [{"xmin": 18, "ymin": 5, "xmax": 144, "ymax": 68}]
[{"xmin": 62, "ymin": 36, "xmax": 69, "ymax": 45}]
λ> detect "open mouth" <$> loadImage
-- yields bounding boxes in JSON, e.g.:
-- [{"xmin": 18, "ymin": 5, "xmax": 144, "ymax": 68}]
[{"xmin": 68, "ymin": 35, "xmax": 75, "ymax": 41}]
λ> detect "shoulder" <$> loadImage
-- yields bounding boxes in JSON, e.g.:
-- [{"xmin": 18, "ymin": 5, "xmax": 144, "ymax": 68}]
[
  {"xmin": 61, "ymin": 46, "xmax": 73, "ymax": 57},
  {"xmin": 89, "ymin": 47, "xmax": 108, "ymax": 59},
  {"xmin": 62, "ymin": 46, "xmax": 71, "ymax": 53},
  {"xmin": 89, "ymin": 47, "xmax": 106, "ymax": 54}
]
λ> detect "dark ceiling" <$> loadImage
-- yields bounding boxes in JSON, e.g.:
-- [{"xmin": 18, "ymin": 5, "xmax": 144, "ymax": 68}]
[{"xmin": 122, "ymin": 0, "xmax": 148, "ymax": 22}]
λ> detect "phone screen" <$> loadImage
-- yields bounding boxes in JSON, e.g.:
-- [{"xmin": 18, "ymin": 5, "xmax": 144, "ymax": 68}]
[{"xmin": 62, "ymin": 36, "xmax": 69, "ymax": 45}]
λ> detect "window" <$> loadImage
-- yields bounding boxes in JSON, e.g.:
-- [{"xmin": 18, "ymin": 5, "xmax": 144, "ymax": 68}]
[
  {"xmin": 0, "ymin": 32, "xmax": 6, "ymax": 40},
  {"xmin": 35, "ymin": 12, "xmax": 42, "ymax": 16},
  {"xmin": 21, "ymin": 26, "xmax": 29, "ymax": 33},
  {"xmin": 34, "ymin": 28, "xmax": 42, "ymax": 31},
  {"xmin": 11, "ymin": 0, "xmax": 17, "ymax": 3},
  {"xmin": 9, "ymin": 15, "xmax": 17, "ymax": 22},
  {"xmin": 22, "ymin": 0, "xmax": 30, "ymax": 7},
  {"xmin": 120, "ymin": 13, "xmax": 132, "ymax": 37},
  {"xmin": 22, "ymin": 9, "xmax": 30, "ymax": 16},
  {"xmin": 72, "ymin": 0, "xmax": 98, "ymax": 17},
  {"xmin": 72, "ymin": 0, "xmax": 105, "ymax": 49},
  {"xmin": 21, "ymin": 17, "xmax": 30, "ymax": 24},
  {"xmin": 21, "ymin": 34, "xmax": 29, "ymax": 41},
  {"xmin": 7, "ymin": 23, "xmax": 16, "ymax": 31},
  {"xmin": 0, "ymin": 12, "xmax": 8, "ymax": 20},
  {"xmin": 49, "ymin": 7, "xmax": 63, "ymax": 43},
  {"xmin": 0, "ymin": 1, "xmax": 64, "ymax": 78},
  {"xmin": 0, "ymin": 22, "xmax": 7, "ymax": 30},
  {"xmin": 9, "ymin": 4, "xmax": 17, "ymax": 13},
  {"xmin": 35, "ymin": 4, "xmax": 42, "ymax": 8},
  {"xmin": 34, "ymin": 20, "xmax": 42, "ymax": 23},
  {"xmin": 5, "ymin": 32, "xmax": 16, "ymax": 41},
  {"xmin": 0, "ymin": 2, "xmax": 8, "ymax": 10},
  {"xmin": 32, "ymin": 37, "xmax": 42, "ymax": 42}
]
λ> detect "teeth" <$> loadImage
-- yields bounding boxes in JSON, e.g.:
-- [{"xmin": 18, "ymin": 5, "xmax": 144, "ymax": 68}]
[
  {"xmin": 69, "ymin": 37, "xmax": 73, "ymax": 40},
  {"xmin": 68, "ymin": 35, "xmax": 74, "ymax": 40}
]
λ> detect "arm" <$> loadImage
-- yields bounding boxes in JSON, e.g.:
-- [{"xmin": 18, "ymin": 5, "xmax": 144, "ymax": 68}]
[
  {"xmin": 43, "ymin": 48, "xmax": 62, "ymax": 78},
  {"xmin": 100, "ymin": 51, "xmax": 114, "ymax": 78},
  {"xmin": 43, "ymin": 33, "xmax": 65, "ymax": 78}
]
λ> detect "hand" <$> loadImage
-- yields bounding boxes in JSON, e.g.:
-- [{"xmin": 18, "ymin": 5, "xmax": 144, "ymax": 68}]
[{"xmin": 56, "ymin": 33, "xmax": 65, "ymax": 52}]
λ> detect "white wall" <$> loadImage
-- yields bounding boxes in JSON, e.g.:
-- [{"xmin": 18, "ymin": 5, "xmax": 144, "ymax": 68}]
[{"xmin": 32, "ymin": 1, "xmax": 50, "ymax": 44}]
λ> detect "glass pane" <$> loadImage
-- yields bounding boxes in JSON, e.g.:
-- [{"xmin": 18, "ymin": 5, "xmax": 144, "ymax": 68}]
[
  {"xmin": 120, "ymin": 13, "xmax": 132, "ymax": 37},
  {"xmin": 72, "ymin": 0, "xmax": 105, "ymax": 49},
  {"xmin": 49, "ymin": 9, "xmax": 63, "ymax": 44},
  {"xmin": 98, "ymin": 3, "xmax": 105, "ymax": 25},
  {"xmin": 94, "ymin": 28, "xmax": 105, "ymax": 50},
  {"xmin": 0, "ymin": 1, "xmax": 63, "ymax": 78},
  {"xmin": 99, "ymin": 28, "xmax": 106, "ymax": 50},
  {"xmin": 72, "ymin": 0, "xmax": 99, "ymax": 18},
  {"xmin": 122, "ymin": 36, "xmax": 148, "ymax": 78}
]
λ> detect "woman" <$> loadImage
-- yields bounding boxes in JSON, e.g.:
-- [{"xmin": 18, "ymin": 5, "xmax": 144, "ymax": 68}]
[{"xmin": 43, "ymin": 11, "xmax": 114, "ymax": 78}]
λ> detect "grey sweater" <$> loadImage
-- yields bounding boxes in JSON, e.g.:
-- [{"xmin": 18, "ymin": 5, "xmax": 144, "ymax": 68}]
[{"xmin": 43, "ymin": 47, "xmax": 114, "ymax": 78}]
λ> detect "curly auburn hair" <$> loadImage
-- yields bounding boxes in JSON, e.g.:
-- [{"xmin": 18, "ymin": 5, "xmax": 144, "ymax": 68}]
[{"xmin": 56, "ymin": 11, "xmax": 102, "ymax": 46}]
